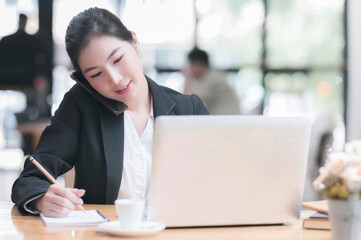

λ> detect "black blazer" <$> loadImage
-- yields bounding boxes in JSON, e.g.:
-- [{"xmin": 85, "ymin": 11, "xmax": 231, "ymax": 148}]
[{"xmin": 12, "ymin": 76, "xmax": 208, "ymax": 214}]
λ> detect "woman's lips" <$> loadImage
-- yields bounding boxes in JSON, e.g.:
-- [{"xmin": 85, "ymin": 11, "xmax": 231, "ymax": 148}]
[{"xmin": 115, "ymin": 81, "xmax": 131, "ymax": 95}]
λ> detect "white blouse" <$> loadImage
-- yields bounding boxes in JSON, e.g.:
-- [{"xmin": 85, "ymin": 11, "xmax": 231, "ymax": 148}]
[{"xmin": 117, "ymin": 103, "xmax": 154, "ymax": 202}]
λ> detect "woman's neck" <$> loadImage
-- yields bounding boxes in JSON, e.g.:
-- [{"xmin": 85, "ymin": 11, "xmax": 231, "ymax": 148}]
[{"xmin": 126, "ymin": 77, "xmax": 151, "ymax": 115}]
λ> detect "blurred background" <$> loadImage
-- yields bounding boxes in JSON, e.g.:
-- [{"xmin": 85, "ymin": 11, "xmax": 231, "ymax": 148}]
[{"xmin": 1, "ymin": 0, "xmax": 360, "ymax": 202}]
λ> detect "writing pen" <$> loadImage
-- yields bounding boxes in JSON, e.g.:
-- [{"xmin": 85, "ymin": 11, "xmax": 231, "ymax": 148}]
[{"xmin": 28, "ymin": 155, "xmax": 86, "ymax": 212}]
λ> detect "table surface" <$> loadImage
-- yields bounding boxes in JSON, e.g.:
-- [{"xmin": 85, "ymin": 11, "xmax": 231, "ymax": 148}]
[{"xmin": 0, "ymin": 202, "xmax": 332, "ymax": 240}]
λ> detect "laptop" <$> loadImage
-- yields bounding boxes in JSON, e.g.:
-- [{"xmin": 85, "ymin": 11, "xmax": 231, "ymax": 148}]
[{"xmin": 147, "ymin": 115, "xmax": 311, "ymax": 227}]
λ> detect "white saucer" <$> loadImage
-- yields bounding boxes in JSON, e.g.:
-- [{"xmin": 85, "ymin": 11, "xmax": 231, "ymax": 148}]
[{"xmin": 99, "ymin": 221, "xmax": 165, "ymax": 237}]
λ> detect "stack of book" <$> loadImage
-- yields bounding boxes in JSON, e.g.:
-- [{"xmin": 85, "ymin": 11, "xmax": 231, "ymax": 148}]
[{"xmin": 302, "ymin": 200, "xmax": 330, "ymax": 230}]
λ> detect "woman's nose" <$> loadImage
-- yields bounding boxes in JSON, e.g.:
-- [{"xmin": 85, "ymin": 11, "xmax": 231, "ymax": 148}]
[{"xmin": 105, "ymin": 66, "xmax": 123, "ymax": 85}]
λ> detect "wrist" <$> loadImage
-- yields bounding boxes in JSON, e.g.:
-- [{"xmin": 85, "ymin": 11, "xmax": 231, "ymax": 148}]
[{"xmin": 29, "ymin": 196, "xmax": 43, "ymax": 212}]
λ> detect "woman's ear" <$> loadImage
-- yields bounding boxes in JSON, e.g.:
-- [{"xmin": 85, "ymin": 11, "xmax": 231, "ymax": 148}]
[{"xmin": 131, "ymin": 31, "xmax": 140, "ymax": 54}]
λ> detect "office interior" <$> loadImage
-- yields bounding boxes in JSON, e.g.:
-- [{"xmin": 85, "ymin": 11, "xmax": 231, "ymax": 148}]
[{"xmin": 0, "ymin": 0, "xmax": 360, "ymax": 204}]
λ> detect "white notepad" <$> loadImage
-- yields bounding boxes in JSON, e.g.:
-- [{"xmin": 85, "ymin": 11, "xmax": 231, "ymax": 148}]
[{"xmin": 40, "ymin": 210, "xmax": 108, "ymax": 227}]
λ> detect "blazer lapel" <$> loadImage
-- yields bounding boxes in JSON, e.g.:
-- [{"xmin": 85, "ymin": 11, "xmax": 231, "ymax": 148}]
[{"xmin": 99, "ymin": 107, "xmax": 124, "ymax": 203}]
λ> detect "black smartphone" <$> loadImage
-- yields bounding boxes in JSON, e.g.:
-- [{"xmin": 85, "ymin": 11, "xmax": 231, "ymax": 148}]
[{"xmin": 70, "ymin": 71, "xmax": 127, "ymax": 115}]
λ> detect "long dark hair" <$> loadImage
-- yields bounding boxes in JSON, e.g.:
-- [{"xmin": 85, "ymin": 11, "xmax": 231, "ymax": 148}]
[{"xmin": 65, "ymin": 7, "xmax": 133, "ymax": 72}]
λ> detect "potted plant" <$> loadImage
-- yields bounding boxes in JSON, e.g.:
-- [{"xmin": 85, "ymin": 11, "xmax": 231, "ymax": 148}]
[{"xmin": 313, "ymin": 140, "xmax": 361, "ymax": 240}]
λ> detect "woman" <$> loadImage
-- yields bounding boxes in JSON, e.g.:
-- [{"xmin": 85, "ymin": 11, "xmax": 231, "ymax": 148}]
[{"xmin": 11, "ymin": 7, "xmax": 208, "ymax": 217}]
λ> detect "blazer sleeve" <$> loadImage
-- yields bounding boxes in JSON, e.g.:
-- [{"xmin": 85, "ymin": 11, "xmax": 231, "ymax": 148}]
[
  {"xmin": 11, "ymin": 89, "xmax": 83, "ymax": 215},
  {"xmin": 191, "ymin": 94, "xmax": 209, "ymax": 115}
]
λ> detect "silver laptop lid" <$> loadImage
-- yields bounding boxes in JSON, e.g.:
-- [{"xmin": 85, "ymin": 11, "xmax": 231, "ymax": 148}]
[{"xmin": 148, "ymin": 116, "xmax": 311, "ymax": 227}]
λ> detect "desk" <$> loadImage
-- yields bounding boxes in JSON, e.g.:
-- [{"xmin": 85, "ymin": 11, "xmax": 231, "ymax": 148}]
[{"xmin": 0, "ymin": 202, "xmax": 332, "ymax": 240}]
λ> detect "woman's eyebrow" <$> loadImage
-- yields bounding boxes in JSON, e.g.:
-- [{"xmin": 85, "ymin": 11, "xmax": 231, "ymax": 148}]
[
  {"xmin": 84, "ymin": 66, "xmax": 97, "ymax": 74},
  {"xmin": 107, "ymin": 47, "xmax": 121, "ymax": 60},
  {"xmin": 84, "ymin": 46, "xmax": 122, "ymax": 74}
]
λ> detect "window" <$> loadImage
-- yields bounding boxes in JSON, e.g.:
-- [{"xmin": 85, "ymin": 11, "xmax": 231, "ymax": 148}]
[{"xmin": 196, "ymin": 0, "xmax": 346, "ymax": 119}]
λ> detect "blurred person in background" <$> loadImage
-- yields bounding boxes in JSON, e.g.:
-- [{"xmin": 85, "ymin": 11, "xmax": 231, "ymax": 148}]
[
  {"xmin": 0, "ymin": 14, "xmax": 43, "ymax": 88},
  {"xmin": 0, "ymin": 13, "xmax": 48, "ymax": 122},
  {"xmin": 183, "ymin": 48, "xmax": 240, "ymax": 115}
]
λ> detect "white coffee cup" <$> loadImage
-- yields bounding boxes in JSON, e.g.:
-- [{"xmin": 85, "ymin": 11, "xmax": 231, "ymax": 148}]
[{"xmin": 115, "ymin": 199, "xmax": 145, "ymax": 230}]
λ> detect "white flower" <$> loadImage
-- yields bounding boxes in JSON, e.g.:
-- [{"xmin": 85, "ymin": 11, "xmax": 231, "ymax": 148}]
[
  {"xmin": 327, "ymin": 152, "xmax": 350, "ymax": 164},
  {"xmin": 325, "ymin": 158, "xmax": 344, "ymax": 176},
  {"xmin": 313, "ymin": 140, "xmax": 361, "ymax": 198},
  {"xmin": 345, "ymin": 140, "xmax": 361, "ymax": 157},
  {"xmin": 313, "ymin": 166, "xmax": 329, "ymax": 189},
  {"xmin": 341, "ymin": 166, "xmax": 361, "ymax": 193},
  {"xmin": 328, "ymin": 151, "xmax": 361, "ymax": 166}
]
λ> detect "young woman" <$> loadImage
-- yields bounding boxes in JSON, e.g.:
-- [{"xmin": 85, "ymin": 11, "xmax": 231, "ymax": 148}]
[{"xmin": 12, "ymin": 7, "xmax": 208, "ymax": 217}]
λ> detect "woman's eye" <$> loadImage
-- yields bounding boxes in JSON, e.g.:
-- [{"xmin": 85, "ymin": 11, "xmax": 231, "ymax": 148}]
[
  {"xmin": 91, "ymin": 72, "xmax": 102, "ymax": 78},
  {"xmin": 113, "ymin": 56, "xmax": 123, "ymax": 64}
]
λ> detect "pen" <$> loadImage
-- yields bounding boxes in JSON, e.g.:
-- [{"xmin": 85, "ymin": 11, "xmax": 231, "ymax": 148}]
[{"xmin": 28, "ymin": 155, "xmax": 86, "ymax": 212}]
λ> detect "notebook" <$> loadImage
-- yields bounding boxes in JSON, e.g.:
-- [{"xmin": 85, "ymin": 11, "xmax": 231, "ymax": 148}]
[
  {"xmin": 40, "ymin": 210, "xmax": 108, "ymax": 227},
  {"xmin": 148, "ymin": 115, "xmax": 311, "ymax": 227},
  {"xmin": 303, "ymin": 212, "xmax": 330, "ymax": 230}
]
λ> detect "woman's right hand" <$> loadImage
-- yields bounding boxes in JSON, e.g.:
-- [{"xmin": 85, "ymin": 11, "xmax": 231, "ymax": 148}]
[{"xmin": 34, "ymin": 184, "xmax": 85, "ymax": 217}]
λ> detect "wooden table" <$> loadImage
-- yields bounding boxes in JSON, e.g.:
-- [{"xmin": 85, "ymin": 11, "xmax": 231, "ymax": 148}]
[{"xmin": 0, "ymin": 202, "xmax": 332, "ymax": 239}]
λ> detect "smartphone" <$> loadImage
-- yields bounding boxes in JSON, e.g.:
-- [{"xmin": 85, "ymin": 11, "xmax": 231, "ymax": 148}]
[{"xmin": 70, "ymin": 71, "xmax": 127, "ymax": 115}]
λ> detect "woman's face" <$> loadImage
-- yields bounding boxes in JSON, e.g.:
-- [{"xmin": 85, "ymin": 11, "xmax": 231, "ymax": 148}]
[{"xmin": 78, "ymin": 34, "xmax": 146, "ymax": 105}]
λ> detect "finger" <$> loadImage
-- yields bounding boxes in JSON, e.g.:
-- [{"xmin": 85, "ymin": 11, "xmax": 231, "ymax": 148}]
[
  {"xmin": 43, "ymin": 191, "xmax": 76, "ymax": 211},
  {"xmin": 41, "ymin": 195, "xmax": 73, "ymax": 217},
  {"xmin": 51, "ymin": 185, "xmax": 83, "ymax": 205},
  {"xmin": 69, "ymin": 188, "xmax": 86, "ymax": 197},
  {"xmin": 64, "ymin": 188, "xmax": 85, "ymax": 202},
  {"xmin": 42, "ymin": 206, "xmax": 69, "ymax": 218},
  {"xmin": 48, "ymin": 201, "xmax": 74, "ymax": 216}
]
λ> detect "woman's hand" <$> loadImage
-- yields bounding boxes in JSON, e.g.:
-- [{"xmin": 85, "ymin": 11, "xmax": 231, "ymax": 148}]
[{"xmin": 34, "ymin": 184, "xmax": 85, "ymax": 217}]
